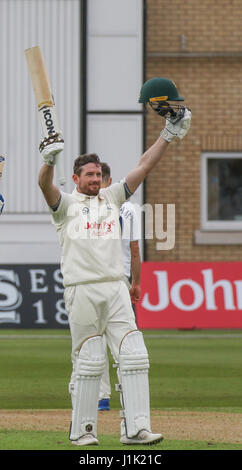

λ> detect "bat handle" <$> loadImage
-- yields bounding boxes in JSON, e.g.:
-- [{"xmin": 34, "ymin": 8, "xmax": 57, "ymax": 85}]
[{"xmin": 56, "ymin": 152, "xmax": 66, "ymax": 186}]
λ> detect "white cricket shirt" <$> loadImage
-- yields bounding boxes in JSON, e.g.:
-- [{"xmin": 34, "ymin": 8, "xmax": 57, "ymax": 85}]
[
  {"xmin": 50, "ymin": 182, "xmax": 128, "ymax": 287},
  {"xmin": 120, "ymin": 201, "xmax": 141, "ymax": 278}
]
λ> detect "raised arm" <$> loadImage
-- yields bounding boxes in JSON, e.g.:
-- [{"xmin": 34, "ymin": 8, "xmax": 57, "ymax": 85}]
[
  {"xmin": 38, "ymin": 164, "xmax": 61, "ymax": 207},
  {"xmin": 126, "ymin": 137, "xmax": 169, "ymax": 194},
  {"xmin": 126, "ymin": 108, "xmax": 191, "ymax": 195}
]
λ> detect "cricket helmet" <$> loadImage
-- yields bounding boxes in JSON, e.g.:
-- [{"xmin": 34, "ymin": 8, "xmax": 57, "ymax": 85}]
[{"xmin": 139, "ymin": 77, "xmax": 184, "ymax": 103}]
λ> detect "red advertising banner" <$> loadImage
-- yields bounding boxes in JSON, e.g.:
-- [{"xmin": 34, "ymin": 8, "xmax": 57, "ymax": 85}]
[{"xmin": 136, "ymin": 262, "xmax": 242, "ymax": 329}]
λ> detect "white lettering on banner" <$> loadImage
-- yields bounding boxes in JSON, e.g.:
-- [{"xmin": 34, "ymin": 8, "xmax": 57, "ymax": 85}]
[
  {"xmin": 33, "ymin": 299, "xmax": 68, "ymax": 325},
  {"xmin": 142, "ymin": 268, "xmax": 242, "ymax": 312},
  {"xmin": 170, "ymin": 279, "xmax": 204, "ymax": 311},
  {"xmin": 202, "ymin": 269, "xmax": 236, "ymax": 310},
  {"xmin": 55, "ymin": 299, "xmax": 68, "ymax": 325},
  {"xmin": 0, "ymin": 268, "xmax": 66, "ymax": 326},
  {"xmin": 0, "ymin": 270, "xmax": 22, "ymax": 323},
  {"xmin": 33, "ymin": 300, "xmax": 47, "ymax": 324},
  {"xmin": 29, "ymin": 269, "xmax": 48, "ymax": 293},
  {"xmin": 53, "ymin": 269, "xmax": 65, "ymax": 293},
  {"xmin": 234, "ymin": 281, "xmax": 242, "ymax": 309},
  {"xmin": 142, "ymin": 271, "xmax": 169, "ymax": 311}
]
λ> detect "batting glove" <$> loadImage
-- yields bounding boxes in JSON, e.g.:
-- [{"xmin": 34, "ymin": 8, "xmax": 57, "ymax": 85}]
[
  {"xmin": 39, "ymin": 133, "xmax": 64, "ymax": 166},
  {"xmin": 160, "ymin": 108, "xmax": 192, "ymax": 142},
  {"xmin": 0, "ymin": 194, "xmax": 4, "ymax": 214}
]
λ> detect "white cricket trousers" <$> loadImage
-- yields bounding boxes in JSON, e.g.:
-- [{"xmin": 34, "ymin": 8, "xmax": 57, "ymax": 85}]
[
  {"xmin": 64, "ymin": 279, "xmax": 137, "ymax": 363},
  {"xmin": 99, "ymin": 276, "xmax": 132, "ymax": 400}
]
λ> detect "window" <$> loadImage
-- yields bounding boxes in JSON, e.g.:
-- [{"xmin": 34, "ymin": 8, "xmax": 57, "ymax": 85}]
[{"xmin": 201, "ymin": 153, "xmax": 242, "ymax": 230}]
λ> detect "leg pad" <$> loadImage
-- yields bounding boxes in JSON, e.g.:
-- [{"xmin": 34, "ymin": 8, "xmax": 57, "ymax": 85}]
[
  {"xmin": 69, "ymin": 335, "xmax": 105, "ymax": 441},
  {"xmin": 118, "ymin": 330, "xmax": 151, "ymax": 438}
]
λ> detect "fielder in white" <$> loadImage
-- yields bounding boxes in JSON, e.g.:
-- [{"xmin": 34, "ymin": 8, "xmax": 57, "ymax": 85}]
[
  {"xmin": 38, "ymin": 101, "xmax": 191, "ymax": 446},
  {"xmin": 98, "ymin": 162, "xmax": 141, "ymax": 411},
  {"xmin": 0, "ymin": 194, "xmax": 4, "ymax": 214}
]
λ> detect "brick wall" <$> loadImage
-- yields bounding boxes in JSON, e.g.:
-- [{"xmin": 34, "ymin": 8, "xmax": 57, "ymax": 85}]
[
  {"xmin": 146, "ymin": 0, "xmax": 242, "ymax": 53},
  {"xmin": 144, "ymin": 0, "xmax": 242, "ymax": 262}
]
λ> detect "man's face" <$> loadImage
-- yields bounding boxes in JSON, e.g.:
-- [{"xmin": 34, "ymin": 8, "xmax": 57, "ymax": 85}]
[{"xmin": 72, "ymin": 163, "xmax": 102, "ymax": 196}]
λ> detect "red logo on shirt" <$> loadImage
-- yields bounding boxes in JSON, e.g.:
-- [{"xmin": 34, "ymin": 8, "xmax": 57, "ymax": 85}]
[{"xmin": 84, "ymin": 220, "xmax": 116, "ymax": 235}]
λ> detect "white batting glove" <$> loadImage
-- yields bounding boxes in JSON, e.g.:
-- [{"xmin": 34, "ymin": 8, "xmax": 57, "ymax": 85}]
[
  {"xmin": 160, "ymin": 108, "xmax": 192, "ymax": 142},
  {"xmin": 39, "ymin": 134, "xmax": 64, "ymax": 166}
]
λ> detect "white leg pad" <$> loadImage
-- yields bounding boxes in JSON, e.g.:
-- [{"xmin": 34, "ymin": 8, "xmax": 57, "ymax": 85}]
[
  {"xmin": 69, "ymin": 335, "xmax": 105, "ymax": 441},
  {"xmin": 118, "ymin": 330, "xmax": 151, "ymax": 438}
]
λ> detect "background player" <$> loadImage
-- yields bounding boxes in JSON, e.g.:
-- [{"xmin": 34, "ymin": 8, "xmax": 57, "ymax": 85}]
[
  {"xmin": 98, "ymin": 162, "xmax": 141, "ymax": 411},
  {"xmin": 0, "ymin": 194, "xmax": 4, "ymax": 214}
]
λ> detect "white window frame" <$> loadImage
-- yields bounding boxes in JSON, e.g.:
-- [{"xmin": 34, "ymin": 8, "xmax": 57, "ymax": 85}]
[{"xmin": 201, "ymin": 152, "xmax": 242, "ymax": 231}]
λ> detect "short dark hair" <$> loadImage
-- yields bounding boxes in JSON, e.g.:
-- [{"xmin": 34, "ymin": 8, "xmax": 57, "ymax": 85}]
[
  {"xmin": 73, "ymin": 153, "xmax": 101, "ymax": 175},
  {"xmin": 101, "ymin": 162, "xmax": 111, "ymax": 181}
]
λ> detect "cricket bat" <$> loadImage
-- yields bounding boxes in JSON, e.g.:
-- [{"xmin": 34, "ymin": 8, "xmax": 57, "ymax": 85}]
[
  {"xmin": 0, "ymin": 155, "xmax": 5, "ymax": 179},
  {"xmin": 24, "ymin": 46, "xmax": 66, "ymax": 185}
]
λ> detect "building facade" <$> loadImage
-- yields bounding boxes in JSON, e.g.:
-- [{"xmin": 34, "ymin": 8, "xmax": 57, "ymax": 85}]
[{"xmin": 144, "ymin": 0, "xmax": 242, "ymax": 262}]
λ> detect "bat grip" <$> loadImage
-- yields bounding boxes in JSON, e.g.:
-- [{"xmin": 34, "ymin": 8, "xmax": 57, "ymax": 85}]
[
  {"xmin": 38, "ymin": 106, "xmax": 66, "ymax": 185},
  {"xmin": 56, "ymin": 152, "xmax": 66, "ymax": 186}
]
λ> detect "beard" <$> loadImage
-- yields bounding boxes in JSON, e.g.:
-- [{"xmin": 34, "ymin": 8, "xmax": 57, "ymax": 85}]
[{"xmin": 77, "ymin": 182, "xmax": 101, "ymax": 196}]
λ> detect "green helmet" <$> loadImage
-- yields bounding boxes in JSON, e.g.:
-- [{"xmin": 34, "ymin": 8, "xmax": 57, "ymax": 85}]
[{"xmin": 139, "ymin": 77, "xmax": 184, "ymax": 103}]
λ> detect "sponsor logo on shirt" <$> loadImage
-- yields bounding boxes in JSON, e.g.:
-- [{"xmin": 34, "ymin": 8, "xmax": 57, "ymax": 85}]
[{"xmin": 85, "ymin": 220, "xmax": 116, "ymax": 237}]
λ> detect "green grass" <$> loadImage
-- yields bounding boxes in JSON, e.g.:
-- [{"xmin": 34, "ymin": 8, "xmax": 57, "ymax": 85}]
[
  {"xmin": 145, "ymin": 336, "xmax": 242, "ymax": 411},
  {"xmin": 0, "ymin": 430, "xmax": 241, "ymax": 450},
  {"xmin": 0, "ymin": 338, "xmax": 71, "ymax": 409},
  {"xmin": 0, "ymin": 329, "xmax": 242, "ymax": 450},
  {"xmin": 0, "ymin": 329, "xmax": 242, "ymax": 411}
]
